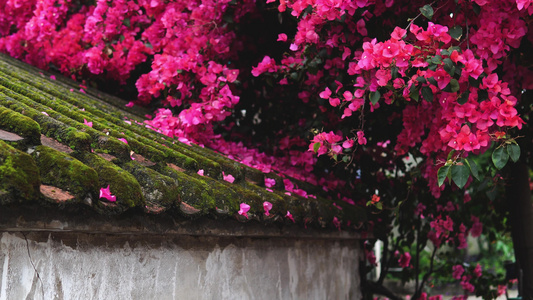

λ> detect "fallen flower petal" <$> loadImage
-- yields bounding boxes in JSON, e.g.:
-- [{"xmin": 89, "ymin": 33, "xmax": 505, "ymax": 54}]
[
  {"xmin": 263, "ymin": 201, "xmax": 273, "ymax": 216},
  {"xmin": 264, "ymin": 178, "xmax": 276, "ymax": 188},
  {"xmin": 197, "ymin": 169, "xmax": 204, "ymax": 176},
  {"xmin": 223, "ymin": 172, "xmax": 235, "ymax": 183},
  {"xmin": 286, "ymin": 210, "xmax": 295, "ymax": 223},
  {"xmin": 83, "ymin": 119, "xmax": 93, "ymax": 127},
  {"xmin": 333, "ymin": 216, "xmax": 341, "ymax": 230},
  {"xmin": 41, "ymin": 111, "xmax": 49, "ymax": 116},
  {"xmin": 125, "ymin": 101, "xmax": 135, "ymax": 108},
  {"xmin": 50, "ymin": 75, "xmax": 56, "ymax": 80},
  {"xmin": 99, "ymin": 185, "xmax": 116, "ymax": 202},
  {"xmin": 238, "ymin": 203, "xmax": 250, "ymax": 218},
  {"xmin": 118, "ymin": 138, "xmax": 128, "ymax": 144}
]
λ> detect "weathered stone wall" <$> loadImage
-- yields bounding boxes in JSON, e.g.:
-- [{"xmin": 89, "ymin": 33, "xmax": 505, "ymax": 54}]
[{"xmin": 0, "ymin": 232, "xmax": 361, "ymax": 300}]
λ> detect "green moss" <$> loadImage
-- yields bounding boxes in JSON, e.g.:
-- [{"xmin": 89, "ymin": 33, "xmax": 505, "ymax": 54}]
[
  {"xmin": 119, "ymin": 161, "xmax": 180, "ymax": 209},
  {"xmin": 66, "ymin": 130, "xmax": 92, "ymax": 152},
  {"xmin": 32, "ymin": 145, "xmax": 98, "ymax": 201},
  {"xmin": 156, "ymin": 165, "xmax": 226, "ymax": 215},
  {"xmin": 0, "ymin": 140, "xmax": 40, "ymax": 204},
  {"xmin": 74, "ymin": 152, "xmax": 144, "ymax": 209},
  {"xmin": 0, "ymin": 106, "xmax": 41, "ymax": 146}
]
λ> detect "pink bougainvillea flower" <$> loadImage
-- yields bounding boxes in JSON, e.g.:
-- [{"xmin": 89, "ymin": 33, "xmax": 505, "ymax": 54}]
[
  {"xmin": 197, "ymin": 169, "xmax": 204, "ymax": 176},
  {"xmin": 319, "ymin": 87, "xmax": 332, "ymax": 99},
  {"xmin": 357, "ymin": 130, "xmax": 367, "ymax": 145},
  {"xmin": 398, "ymin": 252, "xmax": 411, "ymax": 268},
  {"xmin": 333, "ymin": 216, "xmax": 341, "ymax": 230},
  {"xmin": 222, "ymin": 172, "xmax": 235, "ymax": 183},
  {"xmin": 99, "ymin": 185, "xmax": 116, "ymax": 202},
  {"xmin": 286, "ymin": 210, "xmax": 295, "ymax": 223},
  {"xmin": 289, "ymin": 43, "xmax": 298, "ymax": 51},
  {"xmin": 264, "ymin": 178, "xmax": 276, "ymax": 188},
  {"xmin": 342, "ymin": 139, "xmax": 354, "ymax": 149},
  {"xmin": 263, "ymin": 201, "xmax": 273, "ymax": 216},
  {"xmin": 452, "ymin": 265, "xmax": 464, "ymax": 280},
  {"xmin": 277, "ymin": 33, "xmax": 288, "ymax": 42},
  {"xmin": 118, "ymin": 138, "xmax": 128, "ymax": 144},
  {"xmin": 473, "ymin": 263, "xmax": 482, "ymax": 278},
  {"xmin": 83, "ymin": 119, "xmax": 93, "ymax": 128},
  {"xmin": 125, "ymin": 101, "xmax": 135, "ymax": 108},
  {"xmin": 238, "ymin": 203, "xmax": 250, "ymax": 218}
]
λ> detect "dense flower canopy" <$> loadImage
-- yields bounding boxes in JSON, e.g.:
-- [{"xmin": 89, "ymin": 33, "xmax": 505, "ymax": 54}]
[{"xmin": 1, "ymin": 0, "xmax": 532, "ymax": 297}]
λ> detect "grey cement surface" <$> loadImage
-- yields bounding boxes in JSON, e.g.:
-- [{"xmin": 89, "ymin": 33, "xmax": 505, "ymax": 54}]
[{"xmin": 0, "ymin": 232, "xmax": 361, "ymax": 300}]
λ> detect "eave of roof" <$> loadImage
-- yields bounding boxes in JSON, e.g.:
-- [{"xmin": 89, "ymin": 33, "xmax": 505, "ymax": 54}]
[{"xmin": 0, "ymin": 53, "xmax": 366, "ymax": 234}]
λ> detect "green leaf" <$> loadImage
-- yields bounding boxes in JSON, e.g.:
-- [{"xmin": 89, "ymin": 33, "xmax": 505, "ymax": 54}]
[
  {"xmin": 427, "ymin": 77, "xmax": 438, "ymax": 86},
  {"xmin": 430, "ymin": 55, "xmax": 442, "ymax": 65},
  {"xmin": 443, "ymin": 58, "xmax": 456, "ymax": 76},
  {"xmin": 492, "ymin": 147, "xmax": 510, "ymax": 169},
  {"xmin": 342, "ymin": 155, "xmax": 350, "ymax": 163},
  {"xmin": 420, "ymin": 4, "xmax": 434, "ymax": 20},
  {"xmin": 477, "ymin": 89, "xmax": 489, "ymax": 102},
  {"xmin": 444, "ymin": 79, "xmax": 460, "ymax": 93},
  {"xmin": 447, "ymin": 150, "xmax": 456, "ymax": 160},
  {"xmin": 507, "ymin": 143, "xmax": 520, "ymax": 162},
  {"xmin": 449, "ymin": 26, "xmax": 463, "ymax": 40},
  {"xmin": 313, "ymin": 142, "xmax": 321, "ymax": 153},
  {"xmin": 457, "ymin": 91, "xmax": 470, "ymax": 105},
  {"xmin": 468, "ymin": 76, "xmax": 481, "ymax": 88},
  {"xmin": 416, "ymin": 76, "xmax": 427, "ymax": 83},
  {"xmin": 391, "ymin": 66, "xmax": 399, "ymax": 79},
  {"xmin": 437, "ymin": 164, "xmax": 451, "ymax": 187},
  {"xmin": 375, "ymin": 202, "xmax": 383, "ymax": 210},
  {"xmin": 464, "ymin": 158, "xmax": 481, "ymax": 181},
  {"xmin": 370, "ymin": 91, "xmax": 381, "ymax": 105},
  {"xmin": 122, "ymin": 18, "xmax": 130, "ymax": 27},
  {"xmin": 451, "ymin": 163, "xmax": 470, "ymax": 188},
  {"xmin": 421, "ymin": 86, "xmax": 434, "ymax": 103},
  {"xmin": 472, "ymin": 3, "xmax": 481, "ymax": 15}
]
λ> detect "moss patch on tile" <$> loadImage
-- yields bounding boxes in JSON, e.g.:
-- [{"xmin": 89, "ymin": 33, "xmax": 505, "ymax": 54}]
[
  {"xmin": 119, "ymin": 161, "xmax": 180, "ymax": 210},
  {"xmin": 75, "ymin": 152, "xmax": 144, "ymax": 210},
  {"xmin": 32, "ymin": 145, "xmax": 98, "ymax": 203},
  {"xmin": 0, "ymin": 105, "xmax": 41, "ymax": 147},
  {"xmin": 0, "ymin": 140, "xmax": 40, "ymax": 204}
]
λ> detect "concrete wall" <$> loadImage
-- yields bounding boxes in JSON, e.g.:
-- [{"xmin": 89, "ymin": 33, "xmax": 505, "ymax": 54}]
[{"xmin": 0, "ymin": 232, "xmax": 361, "ymax": 300}]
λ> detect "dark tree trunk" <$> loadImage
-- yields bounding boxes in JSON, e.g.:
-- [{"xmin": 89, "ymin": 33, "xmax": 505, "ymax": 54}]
[{"xmin": 506, "ymin": 161, "xmax": 533, "ymax": 299}]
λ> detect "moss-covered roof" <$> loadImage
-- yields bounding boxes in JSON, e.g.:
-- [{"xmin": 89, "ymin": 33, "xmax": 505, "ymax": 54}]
[{"xmin": 0, "ymin": 53, "xmax": 365, "ymax": 232}]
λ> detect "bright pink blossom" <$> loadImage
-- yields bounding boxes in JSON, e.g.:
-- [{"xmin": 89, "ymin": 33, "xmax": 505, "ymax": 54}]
[
  {"xmin": 286, "ymin": 210, "xmax": 295, "ymax": 223},
  {"xmin": 99, "ymin": 185, "xmax": 116, "ymax": 202},
  {"xmin": 263, "ymin": 201, "xmax": 273, "ymax": 216},
  {"xmin": 264, "ymin": 178, "xmax": 276, "ymax": 188},
  {"xmin": 238, "ymin": 203, "xmax": 250, "ymax": 218},
  {"xmin": 83, "ymin": 119, "xmax": 93, "ymax": 128},
  {"xmin": 452, "ymin": 265, "xmax": 464, "ymax": 280},
  {"xmin": 223, "ymin": 172, "xmax": 235, "ymax": 183},
  {"xmin": 398, "ymin": 252, "xmax": 411, "ymax": 268}
]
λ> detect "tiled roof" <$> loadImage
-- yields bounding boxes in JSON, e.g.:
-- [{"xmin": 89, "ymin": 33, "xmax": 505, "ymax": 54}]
[{"xmin": 0, "ymin": 54, "xmax": 365, "ymax": 232}]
